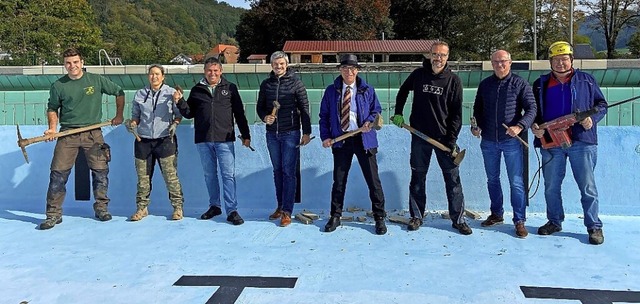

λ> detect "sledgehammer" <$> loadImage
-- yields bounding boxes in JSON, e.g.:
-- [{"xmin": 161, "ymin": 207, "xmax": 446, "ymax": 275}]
[
  {"xmin": 16, "ymin": 121, "xmax": 112, "ymax": 164},
  {"xmin": 401, "ymin": 123, "xmax": 466, "ymax": 166},
  {"xmin": 329, "ymin": 114, "xmax": 383, "ymax": 145}
]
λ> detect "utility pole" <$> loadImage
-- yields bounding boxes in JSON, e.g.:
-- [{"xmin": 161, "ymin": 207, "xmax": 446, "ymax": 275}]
[
  {"xmin": 533, "ymin": 0, "xmax": 537, "ymax": 60},
  {"xmin": 570, "ymin": 0, "xmax": 574, "ymax": 45}
]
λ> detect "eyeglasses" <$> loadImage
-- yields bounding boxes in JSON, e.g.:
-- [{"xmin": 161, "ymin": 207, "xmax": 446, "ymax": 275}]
[
  {"xmin": 431, "ymin": 53, "xmax": 448, "ymax": 58},
  {"xmin": 491, "ymin": 60, "xmax": 511, "ymax": 65},
  {"xmin": 340, "ymin": 66, "xmax": 358, "ymax": 72},
  {"xmin": 551, "ymin": 57, "xmax": 572, "ymax": 64}
]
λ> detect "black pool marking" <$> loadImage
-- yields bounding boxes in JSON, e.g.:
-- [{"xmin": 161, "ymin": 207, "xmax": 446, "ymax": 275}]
[
  {"xmin": 174, "ymin": 275, "xmax": 298, "ymax": 304},
  {"xmin": 521, "ymin": 286, "xmax": 640, "ymax": 304}
]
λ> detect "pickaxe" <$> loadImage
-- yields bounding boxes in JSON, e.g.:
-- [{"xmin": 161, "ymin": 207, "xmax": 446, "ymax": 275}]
[
  {"xmin": 401, "ymin": 123, "xmax": 466, "ymax": 166},
  {"xmin": 329, "ymin": 114, "xmax": 383, "ymax": 145},
  {"xmin": 16, "ymin": 121, "xmax": 112, "ymax": 164},
  {"xmin": 124, "ymin": 119, "xmax": 142, "ymax": 142}
]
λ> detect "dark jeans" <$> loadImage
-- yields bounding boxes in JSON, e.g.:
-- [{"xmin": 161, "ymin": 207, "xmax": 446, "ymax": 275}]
[
  {"xmin": 330, "ymin": 135, "xmax": 386, "ymax": 219},
  {"xmin": 266, "ymin": 130, "xmax": 300, "ymax": 214},
  {"xmin": 409, "ymin": 137, "xmax": 466, "ymax": 224}
]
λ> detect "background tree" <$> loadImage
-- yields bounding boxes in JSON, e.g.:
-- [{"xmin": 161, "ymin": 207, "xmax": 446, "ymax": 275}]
[
  {"xmin": 629, "ymin": 32, "xmax": 640, "ymax": 56},
  {"xmin": 578, "ymin": 0, "xmax": 640, "ymax": 58},
  {"xmin": 451, "ymin": 0, "xmax": 532, "ymax": 60},
  {"xmin": 88, "ymin": 0, "xmax": 244, "ymax": 64},
  {"xmin": 237, "ymin": 0, "xmax": 393, "ymax": 62},
  {"xmin": 0, "ymin": 0, "xmax": 102, "ymax": 65}
]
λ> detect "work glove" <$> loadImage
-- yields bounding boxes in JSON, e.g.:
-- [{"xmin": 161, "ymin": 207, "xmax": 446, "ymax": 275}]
[
  {"xmin": 168, "ymin": 121, "xmax": 178, "ymax": 139},
  {"xmin": 391, "ymin": 114, "xmax": 404, "ymax": 128},
  {"xmin": 125, "ymin": 119, "xmax": 137, "ymax": 133}
]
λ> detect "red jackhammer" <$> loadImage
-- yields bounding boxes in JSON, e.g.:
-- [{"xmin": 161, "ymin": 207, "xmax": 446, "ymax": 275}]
[{"xmin": 534, "ymin": 95, "xmax": 640, "ymax": 149}]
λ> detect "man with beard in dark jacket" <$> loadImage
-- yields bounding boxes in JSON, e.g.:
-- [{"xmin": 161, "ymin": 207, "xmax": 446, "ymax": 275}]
[
  {"xmin": 257, "ymin": 51, "xmax": 312, "ymax": 227},
  {"xmin": 175, "ymin": 56, "xmax": 251, "ymax": 226},
  {"xmin": 391, "ymin": 41, "xmax": 472, "ymax": 235}
]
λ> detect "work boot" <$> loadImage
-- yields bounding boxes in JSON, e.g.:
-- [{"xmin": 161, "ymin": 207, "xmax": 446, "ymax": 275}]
[
  {"xmin": 407, "ymin": 217, "xmax": 423, "ymax": 231},
  {"xmin": 269, "ymin": 208, "xmax": 283, "ymax": 220},
  {"xmin": 481, "ymin": 214, "xmax": 504, "ymax": 227},
  {"xmin": 280, "ymin": 212, "xmax": 291, "ymax": 227},
  {"xmin": 515, "ymin": 222, "xmax": 528, "ymax": 238},
  {"xmin": 226, "ymin": 211, "xmax": 244, "ymax": 225},
  {"xmin": 95, "ymin": 209, "xmax": 112, "ymax": 222},
  {"xmin": 452, "ymin": 222, "xmax": 473, "ymax": 235},
  {"xmin": 537, "ymin": 221, "xmax": 562, "ymax": 235},
  {"xmin": 130, "ymin": 207, "xmax": 148, "ymax": 221},
  {"xmin": 200, "ymin": 206, "xmax": 222, "ymax": 220},
  {"xmin": 324, "ymin": 216, "xmax": 341, "ymax": 232},
  {"xmin": 172, "ymin": 206, "xmax": 183, "ymax": 221},
  {"xmin": 39, "ymin": 216, "xmax": 62, "ymax": 230},
  {"xmin": 375, "ymin": 218, "xmax": 387, "ymax": 235},
  {"xmin": 588, "ymin": 229, "xmax": 604, "ymax": 245}
]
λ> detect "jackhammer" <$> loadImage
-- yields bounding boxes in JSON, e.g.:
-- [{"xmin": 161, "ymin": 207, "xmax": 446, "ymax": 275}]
[{"xmin": 533, "ymin": 95, "xmax": 640, "ymax": 149}]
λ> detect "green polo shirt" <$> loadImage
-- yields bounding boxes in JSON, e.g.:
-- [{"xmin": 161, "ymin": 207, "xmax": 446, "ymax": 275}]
[{"xmin": 47, "ymin": 72, "xmax": 124, "ymax": 128}]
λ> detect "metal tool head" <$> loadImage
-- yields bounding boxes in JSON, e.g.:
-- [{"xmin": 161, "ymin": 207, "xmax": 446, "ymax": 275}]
[
  {"xmin": 16, "ymin": 124, "xmax": 29, "ymax": 163},
  {"xmin": 273, "ymin": 100, "xmax": 281, "ymax": 110},
  {"xmin": 371, "ymin": 113, "xmax": 384, "ymax": 130},
  {"xmin": 452, "ymin": 149, "xmax": 466, "ymax": 166}
]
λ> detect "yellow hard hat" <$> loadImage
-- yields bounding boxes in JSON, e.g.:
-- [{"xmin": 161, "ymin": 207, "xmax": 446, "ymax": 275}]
[{"xmin": 548, "ymin": 41, "xmax": 573, "ymax": 58}]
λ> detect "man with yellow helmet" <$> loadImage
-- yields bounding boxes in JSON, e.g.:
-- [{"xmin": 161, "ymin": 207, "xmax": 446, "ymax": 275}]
[{"xmin": 531, "ymin": 41, "xmax": 608, "ymax": 245}]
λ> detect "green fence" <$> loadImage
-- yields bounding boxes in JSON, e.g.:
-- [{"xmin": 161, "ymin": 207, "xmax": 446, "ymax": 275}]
[{"xmin": 1, "ymin": 70, "xmax": 640, "ymax": 126}]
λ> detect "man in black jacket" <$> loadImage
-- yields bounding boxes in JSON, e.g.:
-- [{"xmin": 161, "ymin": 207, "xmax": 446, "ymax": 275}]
[
  {"xmin": 472, "ymin": 49, "xmax": 536, "ymax": 238},
  {"xmin": 176, "ymin": 56, "xmax": 251, "ymax": 225},
  {"xmin": 391, "ymin": 41, "xmax": 472, "ymax": 235},
  {"xmin": 257, "ymin": 51, "xmax": 312, "ymax": 227}
]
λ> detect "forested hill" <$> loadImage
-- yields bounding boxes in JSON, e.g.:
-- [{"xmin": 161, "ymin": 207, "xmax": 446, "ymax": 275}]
[
  {"xmin": 0, "ymin": 0, "xmax": 245, "ymax": 66},
  {"xmin": 88, "ymin": 0, "xmax": 245, "ymax": 64}
]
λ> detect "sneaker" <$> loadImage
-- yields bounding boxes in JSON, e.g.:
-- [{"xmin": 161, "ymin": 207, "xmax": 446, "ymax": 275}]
[
  {"xmin": 172, "ymin": 207, "xmax": 183, "ymax": 221},
  {"xmin": 407, "ymin": 217, "xmax": 423, "ymax": 231},
  {"xmin": 375, "ymin": 218, "xmax": 387, "ymax": 235},
  {"xmin": 588, "ymin": 229, "xmax": 604, "ymax": 245},
  {"xmin": 226, "ymin": 211, "xmax": 244, "ymax": 225},
  {"xmin": 515, "ymin": 222, "xmax": 528, "ymax": 238},
  {"xmin": 200, "ymin": 206, "xmax": 222, "ymax": 220},
  {"xmin": 280, "ymin": 212, "xmax": 291, "ymax": 227},
  {"xmin": 95, "ymin": 210, "xmax": 112, "ymax": 221},
  {"xmin": 130, "ymin": 207, "xmax": 148, "ymax": 221},
  {"xmin": 481, "ymin": 214, "xmax": 504, "ymax": 227},
  {"xmin": 39, "ymin": 216, "xmax": 62, "ymax": 230},
  {"xmin": 269, "ymin": 209, "xmax": 283, "ymax": 220},
  {"xmin": 452, "ymin": 222, "xmax": 473, "ymax": 235},
  {"xmin": 537, "ymin": 221, "xmax": 562, "ymax": 235}
]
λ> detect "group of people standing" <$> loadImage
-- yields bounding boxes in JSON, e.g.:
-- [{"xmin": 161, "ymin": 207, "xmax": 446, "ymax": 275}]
[{"xmin": 39, "ymin": 41, "xmax": 607, "ymax": 245}]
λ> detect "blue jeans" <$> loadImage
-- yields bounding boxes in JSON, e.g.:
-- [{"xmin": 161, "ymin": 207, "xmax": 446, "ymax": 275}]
[
  {"xmin": 196, "ymin": 141, "xmax": 237, "ymax": 215},
  {"xmin": 266, "ymin": 130, "xmax": 300, "ymax": 214},
  {"xmin": 480, "ymin": 138, "xmax": 526, "ymax": 224},
  {"xmin": 541, "ymin": 141, "xmax": 601, "ymax": 230}
]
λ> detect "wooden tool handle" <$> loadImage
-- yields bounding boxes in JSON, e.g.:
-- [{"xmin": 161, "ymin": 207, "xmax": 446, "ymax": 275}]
[
  {"xmin": 402, "ymin": 123, "xmax": 451, "ymax": 152},
  {"xmin": 19, "ymin": 121, "xmax": 112, "ymax": 147},
  {"xmin": 502, "ymin": 123, "xmax": 529, "ymax": 148}
]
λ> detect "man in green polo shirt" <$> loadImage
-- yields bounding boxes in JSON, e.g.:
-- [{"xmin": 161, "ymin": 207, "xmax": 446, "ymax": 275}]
[{"xmin": 40, "ymin": 48, "xmax": 125, "ymax": 230}]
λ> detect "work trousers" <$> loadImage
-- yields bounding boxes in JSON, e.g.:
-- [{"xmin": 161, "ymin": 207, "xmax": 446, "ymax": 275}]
[{"xmin": 46, "ymin": 129, "xmax": 111, "ymax": 218}]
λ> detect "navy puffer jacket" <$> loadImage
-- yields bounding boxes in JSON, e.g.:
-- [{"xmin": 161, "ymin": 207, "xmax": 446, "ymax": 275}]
[
  {"xmin": 473, "ymin": 72, "xmax": 537, "ymax": 142},
  {"xmin": 257, "ymin": 69, "xmax": 312, "ymax": 135}
]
